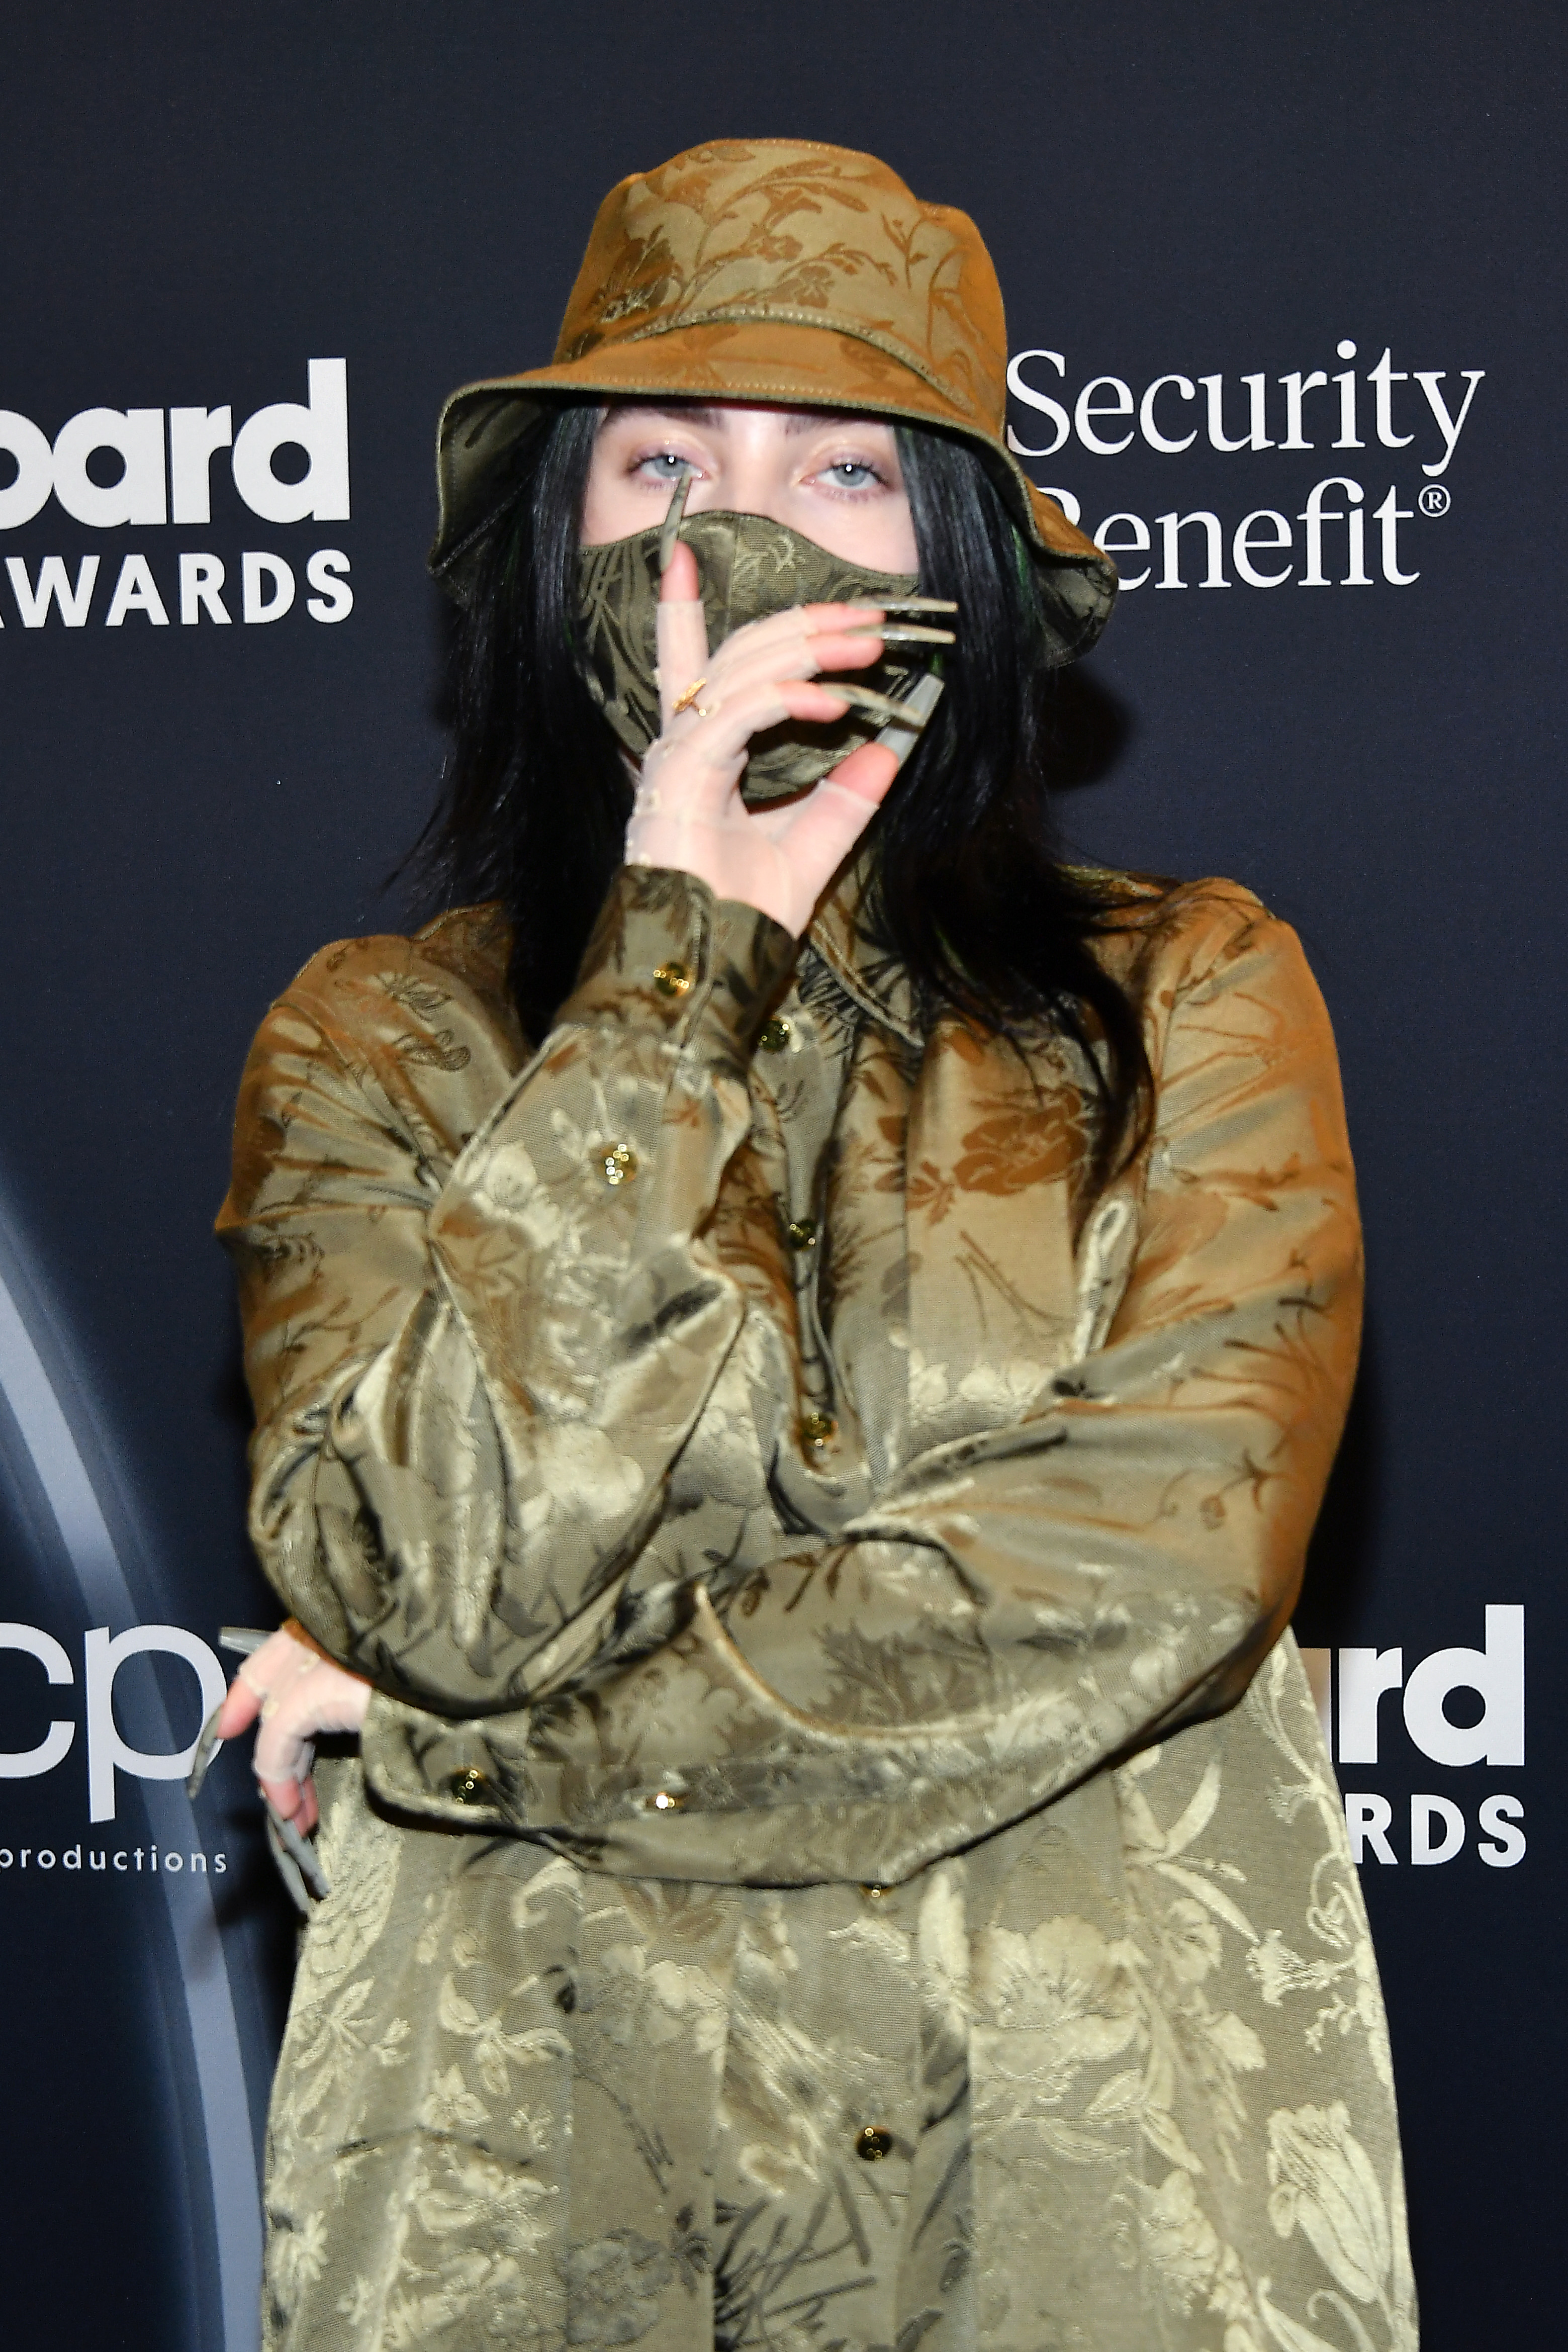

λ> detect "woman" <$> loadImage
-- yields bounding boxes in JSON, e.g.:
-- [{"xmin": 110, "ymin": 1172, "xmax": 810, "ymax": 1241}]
[{"xmin": 212, "ymin": 141, "xmax": 1416, "ymax": 2352}]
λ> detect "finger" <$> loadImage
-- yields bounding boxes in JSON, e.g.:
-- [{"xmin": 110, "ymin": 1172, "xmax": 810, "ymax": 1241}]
[
  {"xmin": 817, "ymin": 740, "xmax": 902, "ymax": 806},
  {"xmin": 254, "ymin": 1700, "xmax": 313, "ymax": 1786},
  {"xmin": 267, "ymin": 1775, "xmax": 319, "ymax": 1836},
  {"xmin": 775, "ymin": 750, "xmax": 901, "ymax": 876},
  {"xmin": 253, "ymin": 1666, "xmax": 326, "ymax": 1783},
  {"xmin": 702, "ymin": 624, "xmax": 884, "ymax": 707},
  {"xmin": 260, "ymin": 1774, "xmax": 305, "ymax": 1822},
  {"xmin": 661, "ymin": 536, "xmax": 699, "ymax": 603},
  {"xmin": 699, "ymin": 605, "xmax": 891, "ymax": 698},
  {"xmin": 215, "ymin": 1677, "xmax": 262, "ymax": 1738},
  {"xmin": 712, "ymin": 599, "xmax": 893, "ymax": 659},
  {"xmin": 657, "ymin": 542, "xmax": 709, "ymax": 732},
  {"xmin": 677, "ymin": 675, "xmax": 867, "ymax": 777}
]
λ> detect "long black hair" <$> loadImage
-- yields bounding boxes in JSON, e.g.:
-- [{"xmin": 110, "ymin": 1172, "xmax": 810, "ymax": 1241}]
[{"xmin": 412, "ymin": 399, "xmax": 1153, "ymax": 1174}]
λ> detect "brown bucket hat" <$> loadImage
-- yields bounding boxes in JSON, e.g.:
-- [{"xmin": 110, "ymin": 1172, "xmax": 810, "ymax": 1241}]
[{"xmin": 429, "ymin": 138, "xmax": 1117, "ymax": 665}]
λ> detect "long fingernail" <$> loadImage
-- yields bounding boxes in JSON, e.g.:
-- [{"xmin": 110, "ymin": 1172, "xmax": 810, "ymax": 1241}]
[
  {"xmin": 828, "ymin": 682, "xmax": 934, "ymax": 727},
  {"xmin": 659, "ymin": 466, "xmax": 695, "ymax": 574},
  {"xmin": 875, "ymin": 670, "xmax": 945, "ymax": 767},
  {"xmin": 219, "ymin": 1626, "xmax": 272, "ymax": 1656},
  {"xmin": 880, "ymin": 597, "xmax": 958, "ymax": 613},
  {"xmin": 185, "ymin": 1702, "xmax": 227, "ymax": 1800},
  {"xmin": 265, "ymin": 1799, "xmax": 331, "ymax": 1903},
  {"xmin": 839, "ymin": 622, "xmax": 956, "ymax": 645}
]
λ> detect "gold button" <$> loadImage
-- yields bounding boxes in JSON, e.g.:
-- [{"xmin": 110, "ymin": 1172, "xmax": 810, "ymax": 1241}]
[
  {"xmin": 801, "ymin": 1411, "xmax": 837, "ymax": 1452},
  {"xmin": 600, "ymin": 1143, "xmax": 638, "ymax": 1186},
  {"xmin": 647, "ymin": 1788, "xmax": 686, "ymax": 1813},
  {"xmin": 855, "ymin": 2125, "xmax": 894, "ymax": 2162},
  {"xmin": 654, "ymin": 961, "xmax": 693, "ymax": 999},
  {"xmin": 786, "ymin": 1218, "xmax": 817, "ymax": 1251},
  {"xmin": 449, "ymin": 1766, "xmax": 488, "ymax": 1806},
  {"xmin": 758, "ymin": 1017, "xmax": 792, "ymax": 1053}
]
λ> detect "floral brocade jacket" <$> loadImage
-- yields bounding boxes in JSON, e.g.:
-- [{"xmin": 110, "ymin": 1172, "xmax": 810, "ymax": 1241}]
[{"xmin": 219, "ymin": 863, "xmax": 1416, "ymax": 2352}]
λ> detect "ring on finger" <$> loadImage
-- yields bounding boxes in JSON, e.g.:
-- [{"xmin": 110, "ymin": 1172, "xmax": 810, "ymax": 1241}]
[{"xmin": 671, "ymin": 676, "xmax": 708, "ymax": 716}]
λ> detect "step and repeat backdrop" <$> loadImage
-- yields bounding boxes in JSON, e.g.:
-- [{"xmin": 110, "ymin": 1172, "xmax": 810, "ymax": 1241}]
[{"xmin": 1, "ymin": 5, "xmax": 1559, "ymax": 2346}]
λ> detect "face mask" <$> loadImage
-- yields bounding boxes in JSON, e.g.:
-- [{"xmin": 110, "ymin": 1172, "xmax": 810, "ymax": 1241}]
[{"xmin": 576, "ymin": 508, "xmax": 934, "ymax": 801}]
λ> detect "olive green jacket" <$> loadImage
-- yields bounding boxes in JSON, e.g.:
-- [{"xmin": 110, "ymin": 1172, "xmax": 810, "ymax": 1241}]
[{"xmin": 219, "ymin": 864, "xmax": 1415, "ymax": 2351}]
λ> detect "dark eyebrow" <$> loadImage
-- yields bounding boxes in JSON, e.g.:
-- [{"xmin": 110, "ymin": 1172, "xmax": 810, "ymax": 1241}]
[
  {"xmin": 783, "ymin": 408, "xmax": 872, "ymax": 434},
  {"xmin": 601, "ymin": 400, "xmax": 882, "ymax": 436},
  {"xmin": 600, "ymin": 401, "xmax": 725, "ymax": 429}
]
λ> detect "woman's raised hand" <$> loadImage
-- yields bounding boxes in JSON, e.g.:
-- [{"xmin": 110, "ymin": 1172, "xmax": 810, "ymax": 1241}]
[
  {"xmin": 624, "ymin": 539, "xmax": 908, "ymax": 938},
  {"xmin": 212, "ymin": 1622, "xmax": 371, "ymax": 1836}
]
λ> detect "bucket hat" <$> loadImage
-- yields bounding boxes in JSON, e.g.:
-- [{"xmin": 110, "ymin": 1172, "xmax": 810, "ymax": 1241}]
[{"xmin": 429, "ymin": 138, "xmax": 1117, "ymax": 664}]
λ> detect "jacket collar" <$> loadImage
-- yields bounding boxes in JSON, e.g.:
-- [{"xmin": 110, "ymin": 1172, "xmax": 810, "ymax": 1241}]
[{"xmin": 804, "ymin": 857, "xmax": 923, "ymax": 1049}]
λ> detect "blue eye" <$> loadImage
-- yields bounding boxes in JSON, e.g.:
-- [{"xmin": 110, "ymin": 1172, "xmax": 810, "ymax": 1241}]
[{"xmin": 827, "ymin": 461, "xmax": 879, "ymax": 488}]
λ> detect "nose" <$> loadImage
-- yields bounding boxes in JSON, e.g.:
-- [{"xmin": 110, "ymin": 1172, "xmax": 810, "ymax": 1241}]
[{"xmin": 686, "ymin": 409, "xmax": 797, "ymax": 524}]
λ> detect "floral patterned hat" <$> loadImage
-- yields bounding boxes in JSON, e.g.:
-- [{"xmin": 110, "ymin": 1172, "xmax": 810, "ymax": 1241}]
[{"xmin": 429, "ymin": 138, "xmax": 1118, "ymax": 665}]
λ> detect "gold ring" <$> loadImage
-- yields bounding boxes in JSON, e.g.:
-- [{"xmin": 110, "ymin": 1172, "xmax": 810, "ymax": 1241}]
[{"xmin": 671, "ymin": 676, "xmax": 707, "ymax": 715}]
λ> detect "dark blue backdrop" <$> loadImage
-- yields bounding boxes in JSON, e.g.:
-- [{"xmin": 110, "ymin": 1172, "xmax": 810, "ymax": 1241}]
[{"xmin": 2, "ymin": 6, "xmax": 1560, "ymax": 2344}]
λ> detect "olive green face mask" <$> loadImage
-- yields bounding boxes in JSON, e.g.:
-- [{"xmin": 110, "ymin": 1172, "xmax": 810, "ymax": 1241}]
[{"xmin": 576, "ymin": 508, "xmax": 934, "ymax": 802}]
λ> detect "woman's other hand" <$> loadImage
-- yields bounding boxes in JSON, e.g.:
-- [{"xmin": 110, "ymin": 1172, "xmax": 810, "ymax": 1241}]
[
  {"xmin": 213, "ymin": 1622, "xmax": 370, "ymax": 1835},
  {"xmin": 626, "ymin": 545, "xmax": 904, "ymax": 936}
]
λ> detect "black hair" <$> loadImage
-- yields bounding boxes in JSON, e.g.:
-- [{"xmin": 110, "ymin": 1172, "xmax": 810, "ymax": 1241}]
[{"xmin": 412, "ymin": 399, "xmax": 1153, "ymax": 1176}]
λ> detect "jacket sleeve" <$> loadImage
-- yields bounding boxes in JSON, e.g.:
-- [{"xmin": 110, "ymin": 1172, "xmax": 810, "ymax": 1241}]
[
  {"xmin": 358, "ymin": 889, "xmax": 1364, "ymax": 1886},
  {"xmin": 219, "ymin": 866, "xmax": 797, "ymax": 1711}
]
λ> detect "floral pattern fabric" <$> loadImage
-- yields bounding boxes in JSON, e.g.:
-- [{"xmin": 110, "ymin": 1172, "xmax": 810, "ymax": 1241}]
[{"xmin": 219, "ymin": 861, "xmax": 1415, "ymax": 2349}]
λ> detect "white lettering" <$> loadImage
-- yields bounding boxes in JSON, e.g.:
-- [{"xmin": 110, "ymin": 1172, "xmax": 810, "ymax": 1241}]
[
  {"xmin": 1092, "ymin": 513, "xmax": 1150, "ymax": 591},
  {"xmin": 1298, "ymin": 477, "xmax": 1364, "ymax": 588},
  {"xmin": 1279, "ymin": 370, "xmax": 1329, "ymax": 450},
  {"xmin": 1035, "ymin": 488, "xmax": 1081, "ymax": 525},
  {"xmin": 1201, "ymin": 372, "xmax": 1272, "ymax": 453},
  {"xmin": 1478, "ymin": 1794, "xmax": 1526, "ymax": 1868},
  {"xmin": 1403, "ymin": 1604, "xmax": 1524, "ymax": 1766},
  {"xmin": 52, "ymin": 408, "xmax": 166, "ymax": 528},
  {"xmin": 1138, "ymin": 375, "xmax": 1197, "ymax": 455},
  {"xmin": 0, "ymin": 1623, "xmax": 76, "ymax": 1778},
  {"xmin": 305, "ymin": 548, "xmax": 353, "ymax": 622},
  {"xmin": 179, "ymin": 553, "xmax": 231, "ymax": 625},
  {"xmin": 230, "ymin": 357, "xmax": 350, "ymax": 524},
  {"xmin": 1413, "ymin": 369, "xmax": 1485, "ymax": 477},
  {"xmin": 1005, "ymin": 350, "xmax": 1071, "ymax": 459},
  {"xmin": 1337, "ymin": 1647, "xmax": 1404, "ymax": 1765},
  {"xmin": 168, "ymin": 406, "xmax": 234, "ymax": 525},
  {"xmin": 1345, "ymin": 1793, "xmax": 1397, "ymax": 1865},
  {"xmin": 242, "ymin": 552, "xmax": 295, "ymax": 623},
  {"xmin": 0, "ymin": 409, "xmax": 55, "ymax": 528},
  {"xmin": 1156, "ymin": 511, "xmax": 1228, "ymax": 590},
  {"xmin": 1332, "ymin": 342, "xmax": 1364, "ymax": 448},
  {"xmin": 1232, "ymin": 509, "xmax": 1294, "ymax": 588},
  {"xmin": 1074, "ymin": 376, "xmax": 1135, "ymax": 457},
  {"xmin": 5, "ymin": 554, "xmax": 101, "ymax": 628},
  {"xmin": 104, "ymin": 555, "xmax": 170, "ymax": 628},
  {"xmin": 1374, "ymin": 485, "xmax": 1420, "ymax": 584},
  {"xmin": 1410, "ymin": 1793, "xmax": 1465, "ymax": 1865},
  {"xmin": 1368, "ymin": 348, "xmax": 1414, "ymax": 448},
  {"xmin": 82, "ymin": 1624, "xmax": 226, "ymax": 1823}
]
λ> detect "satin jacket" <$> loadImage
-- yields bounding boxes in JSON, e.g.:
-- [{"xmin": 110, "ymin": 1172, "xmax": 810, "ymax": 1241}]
[{"xmin": 219, "ymin": 863, "xmax": 1416, "ymax": 2352}]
